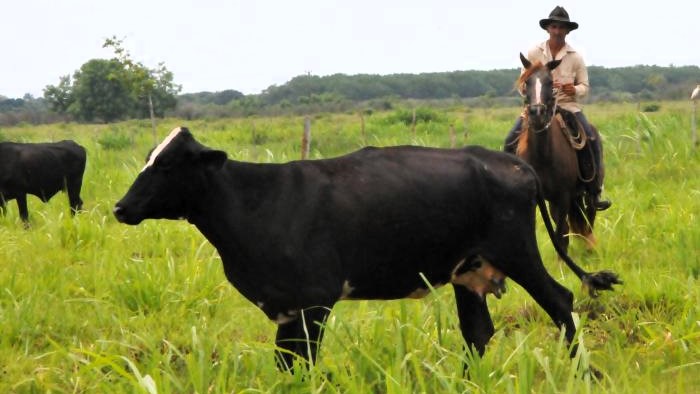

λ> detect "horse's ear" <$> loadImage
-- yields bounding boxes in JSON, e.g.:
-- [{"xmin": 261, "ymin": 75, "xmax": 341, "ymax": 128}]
[
  {"xmin": 546, "ymin": 59, "xmax": 562, "ymax": 71},
  {"xmin": 520, "ymin": 53, "xmax": 532, "ymax": 69}
]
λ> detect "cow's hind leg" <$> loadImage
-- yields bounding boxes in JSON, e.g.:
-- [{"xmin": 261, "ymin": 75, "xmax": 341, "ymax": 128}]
[
  {"xmin": 275, "ymin": 306, "xmax": 331, "ymax": 372},
  {"xmin": 66, "ymin": 177, "xmax": 84, "ymax": 215},
  {"xmin": 452, "ymin": 284, "xmax": 494, "ymax": 357}
]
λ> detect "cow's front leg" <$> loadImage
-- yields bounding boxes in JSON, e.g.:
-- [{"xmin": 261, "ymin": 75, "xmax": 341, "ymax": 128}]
[
  {"xmin": 274, "ymin": 306, "xmax": 331, "ymax": 372},
  {"xmin": 452, "ymin": 284, "xmax": 495, "ymax": 358},
  {"xmin": 16, "ymin": 194, "xmax": 29, "ymax": 226}
]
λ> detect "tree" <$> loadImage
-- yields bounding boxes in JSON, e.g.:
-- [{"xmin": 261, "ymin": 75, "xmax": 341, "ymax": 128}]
[
  {"xmin": 103, "ymin": 36, "xmax": 181, "ymax": 138},
  {"xmin": 44, "ymin": 59, "xmax": 132, "ymax": 122},
  {"xmin": 43, "ymin": 37, "xmax": 180, "ymax": 124},
  {"xmin": 43, "ymin": 75, "xmax": 74, "ymax": 115},
  {"xmin": 70, "ymin": 58, "xmax": 133, "ymax": 122}
]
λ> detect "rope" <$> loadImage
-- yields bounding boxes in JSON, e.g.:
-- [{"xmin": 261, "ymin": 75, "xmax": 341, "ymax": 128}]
[
  {"xmin": 557, "ymin": 113, "xmax": 587, "ymax": 150},
  {"xmin": 555, "ymin": 113, "xmax": 597, "ymax": 183}
]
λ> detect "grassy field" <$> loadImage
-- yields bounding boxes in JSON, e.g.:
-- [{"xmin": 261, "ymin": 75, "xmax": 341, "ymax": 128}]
[{"xmin": 0, "ymin": 101, "xmax": 698, "ymax": 393}]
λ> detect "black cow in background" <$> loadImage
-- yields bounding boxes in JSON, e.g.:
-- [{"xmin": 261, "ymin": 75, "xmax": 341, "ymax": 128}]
[
  {"xmin": 114, "ymin": 127, "xmax": 620, "ymax": 372},
  {"xmin": 0, "ymin": 140, "xmax": 86, "ymax": 225}
]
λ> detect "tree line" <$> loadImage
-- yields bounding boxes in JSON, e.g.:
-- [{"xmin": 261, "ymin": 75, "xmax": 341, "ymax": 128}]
[
  {"xmin": 1, "ymin": 63, "xmax": 699, "ymax": 126},
  {"xmin": 170, "ymin": 64, "xmax": 700, "ymax": 118}
]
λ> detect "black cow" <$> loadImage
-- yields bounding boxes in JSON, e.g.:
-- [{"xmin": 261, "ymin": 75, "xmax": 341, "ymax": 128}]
[
  {"xmin": 0, "ymin": 140, "xmax": 86, "ymax": 224},
  {"xmin": 113, "ymin": 127, "xmax": 620, "ymax": 371}
]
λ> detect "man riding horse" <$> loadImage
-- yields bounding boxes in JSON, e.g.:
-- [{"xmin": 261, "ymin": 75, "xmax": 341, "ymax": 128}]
[{"xmin": 504, "ymin": 6, "xmax": 611, "ymax": 211}]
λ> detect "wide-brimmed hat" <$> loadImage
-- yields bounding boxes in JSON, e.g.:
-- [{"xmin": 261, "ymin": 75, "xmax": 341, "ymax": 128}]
[{"xmin": 539, "ymin": 6, "xmax": 578, "ymax": 31}]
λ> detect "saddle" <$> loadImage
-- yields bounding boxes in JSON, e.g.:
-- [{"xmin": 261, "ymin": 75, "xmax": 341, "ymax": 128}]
[
  {"xmin": 555, "ymin": 108, "xmax": 596, "ymax": 183},
  {"xmin": 555, "ymin": 108, "xmax": 588, "ymax": 149}
]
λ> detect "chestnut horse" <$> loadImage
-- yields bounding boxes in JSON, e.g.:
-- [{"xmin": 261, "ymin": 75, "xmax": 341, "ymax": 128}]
[{"xmin": 515, "ymin": 53, "xmax": 599, "ymax": 253}]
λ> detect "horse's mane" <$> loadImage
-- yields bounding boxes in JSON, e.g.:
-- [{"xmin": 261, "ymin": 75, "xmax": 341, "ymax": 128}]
[
  {"xmin": 515, "ymin": 60, "xmax": 545, "ymax": 89},
  {"xmin": 513, "ymin": 62, "xmax": 537, "ymax": 155},
  {"xmin": 514, "ymin": 60, "xmax": 549, "ymax": 155}
]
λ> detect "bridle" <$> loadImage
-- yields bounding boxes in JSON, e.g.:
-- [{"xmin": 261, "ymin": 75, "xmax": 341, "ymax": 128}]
[{"xmin": 524, "ymin": 85, "xmax": 559, "ymax": 134}]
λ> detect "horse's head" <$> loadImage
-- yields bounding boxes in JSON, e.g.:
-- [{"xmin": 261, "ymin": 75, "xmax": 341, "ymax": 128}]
[{"xmin": 518, "ymin": 53, "xmax": 561, "ymax": 131}]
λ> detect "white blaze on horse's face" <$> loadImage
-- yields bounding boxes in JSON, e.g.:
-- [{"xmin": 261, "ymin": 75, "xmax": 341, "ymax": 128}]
[
  {"xmin": 142, "ymin": 127, "xmax": 185, "ymax": 172},
  {"xmin": 534, "ymin": 77, "xmax": 543, "ymax": 105}
]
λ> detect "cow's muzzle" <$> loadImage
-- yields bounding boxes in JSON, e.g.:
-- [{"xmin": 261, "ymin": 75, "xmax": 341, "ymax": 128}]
[{"xmin": 113, "ymin": 204, "xmax": 141, "ymax": 225}]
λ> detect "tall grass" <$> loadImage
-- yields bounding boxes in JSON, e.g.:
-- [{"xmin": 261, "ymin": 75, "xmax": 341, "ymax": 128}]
[{"xmin": 0, "ymin": 102, "xmax": 698, "ymax": 393}]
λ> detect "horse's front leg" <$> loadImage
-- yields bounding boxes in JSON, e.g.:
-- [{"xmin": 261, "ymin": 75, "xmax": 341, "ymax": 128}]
[{"xmin": 549, "ymin": 199, "xmax": 571, "ymax": 254}]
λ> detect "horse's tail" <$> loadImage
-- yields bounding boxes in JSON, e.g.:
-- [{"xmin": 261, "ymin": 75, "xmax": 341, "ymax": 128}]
[{"xmin": 529, "ymin": 165, "xmax": 622, "ymax": 297}]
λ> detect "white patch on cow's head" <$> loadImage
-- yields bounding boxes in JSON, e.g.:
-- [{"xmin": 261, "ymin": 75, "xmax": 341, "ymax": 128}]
[
  {"xmin": 534, "ymin": 77, "xmax": 543, "ymax": 105},
  {"xmin": 142, "ymin": 127, "xmax": 185, "ymax": 172}
]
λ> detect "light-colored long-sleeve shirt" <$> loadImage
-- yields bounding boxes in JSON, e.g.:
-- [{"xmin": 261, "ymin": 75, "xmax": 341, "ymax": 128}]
[{"xmin": 525, "ymin": 41, "xmax": 589, "ymax": 113}]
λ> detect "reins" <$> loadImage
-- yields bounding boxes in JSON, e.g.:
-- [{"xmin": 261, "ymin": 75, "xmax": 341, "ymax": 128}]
[{"xmin": 531, "ymin": 96, "xmax": 558, "ymax": 134}]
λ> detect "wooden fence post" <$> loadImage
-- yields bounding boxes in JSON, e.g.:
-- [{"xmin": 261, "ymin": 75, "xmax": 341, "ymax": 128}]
[
  {"xmin": 411, "ymin": 108, "xmax": 416, "ymax": 137},
  {"xmin": 463, "ymin": 112, "xmax": 469, "ymax": 144},
  {"xmin": 636, "ymin": 102, "xmax": 642, "ymax": 152},
  {"xmin": 692, "ymin": 100, "xmax": 698, "ymax": 147},
  {"xmin": 449, "ymin": 124, "xmax": 456, "ymax": 148},
  {"xmin": 360, "ymin": 112, "xmax": 367, "ymax": 146},
  {"xmin": 302, "ymin": 116, "xmax": 311, "ymax": 159},
  {"xmin": 250, "ymin": 121, "xmax": 257, "ymax": 161},
  {"xmin": 148, "ymin": 93, "xmax": 157, "ymax": 145}
]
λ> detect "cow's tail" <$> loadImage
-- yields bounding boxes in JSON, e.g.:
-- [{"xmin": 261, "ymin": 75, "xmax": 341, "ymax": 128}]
[{"xmin": 531, "ymin": 167, "xmax": 622, "ymax": 297}]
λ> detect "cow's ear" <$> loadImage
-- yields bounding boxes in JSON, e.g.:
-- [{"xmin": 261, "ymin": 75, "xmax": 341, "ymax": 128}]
[{"xmin": 199, "ymin": 149, "xmax": 227, "ymax": 170}]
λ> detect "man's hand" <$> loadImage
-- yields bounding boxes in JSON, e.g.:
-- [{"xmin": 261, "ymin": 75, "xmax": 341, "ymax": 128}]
[{"xmin": 560, "ymin": 83, "xmax": 576, "ymax": 96}]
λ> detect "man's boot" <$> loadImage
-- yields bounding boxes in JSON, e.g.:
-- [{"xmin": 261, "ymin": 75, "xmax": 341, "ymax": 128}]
[
  {"xmin": 503, "ymin": 117, "xmax": 523, "ymax": 154},
  {"xmin": 575, "ymin": 112, "xmax": 611, "ymax": 211},
  {"xmin": 590, "ymin": 138, "xmax": 611, "ymax": 211}
]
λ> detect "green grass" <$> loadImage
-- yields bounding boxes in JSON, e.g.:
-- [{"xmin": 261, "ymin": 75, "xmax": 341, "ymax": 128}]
[{"xmin": 0, "ymin": 101, "xmax": 698, "ymax": 393}]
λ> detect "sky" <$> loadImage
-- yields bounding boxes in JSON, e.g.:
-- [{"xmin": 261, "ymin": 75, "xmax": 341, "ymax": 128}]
[{"xmin": 2, "ymin": 0, "xmax": 700, "ymax": 99}]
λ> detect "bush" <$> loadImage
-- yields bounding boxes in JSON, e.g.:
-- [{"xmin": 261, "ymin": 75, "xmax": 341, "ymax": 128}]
[
  {"xmin": 385, "ymin": 107, "xmax": 445, "ymax": 125},
  {"xmin": 642, "ymin": 103, "xmax": 661, "ymax": 112},
  {"xmin": 98, "ymin": 132, "xmax": 132, "ymax": 150}
]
